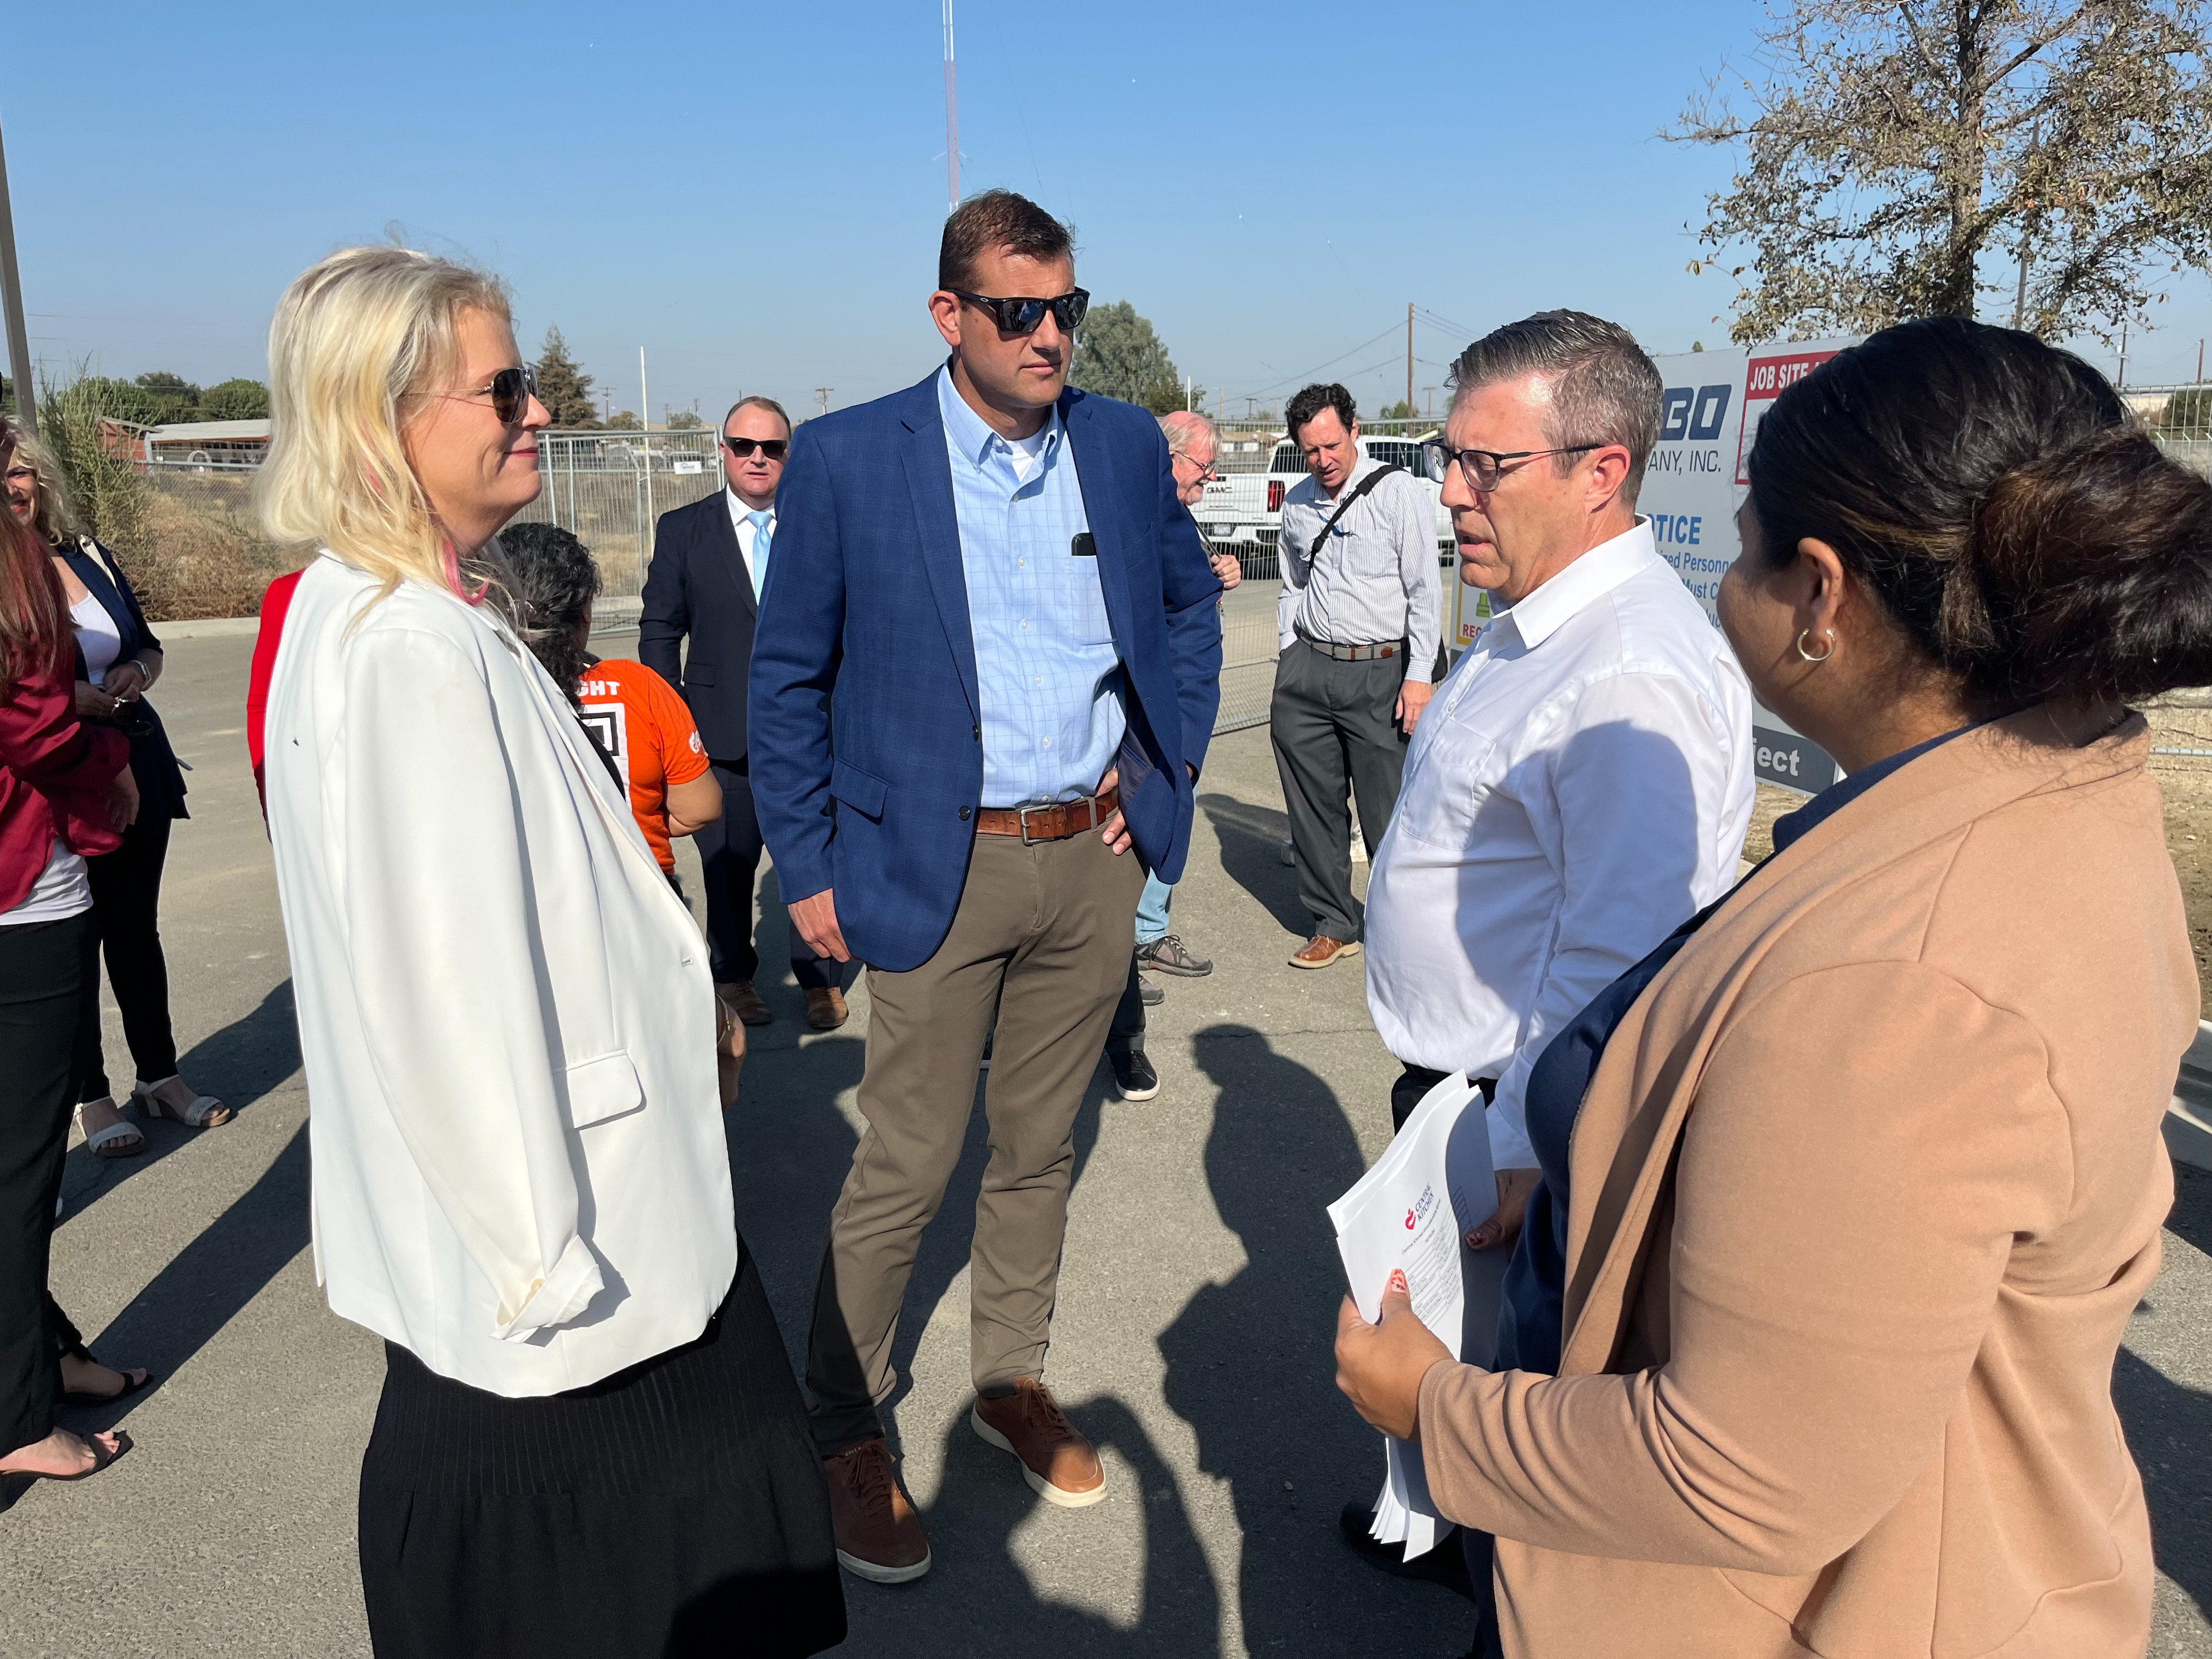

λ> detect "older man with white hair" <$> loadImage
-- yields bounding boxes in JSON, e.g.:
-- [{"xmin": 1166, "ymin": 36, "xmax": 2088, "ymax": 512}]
[{"xmin": 1100, "ymin": 410, "xmax": 1241, "ymax": 1100}]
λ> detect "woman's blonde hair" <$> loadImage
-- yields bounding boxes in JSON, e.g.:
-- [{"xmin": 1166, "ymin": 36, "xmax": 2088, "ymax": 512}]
[
  {"xmin": 253, "ymin": 245, "xmax": 514, "ymax": 605},
  {"xmin": 7, "ymin": 431, "xmax": 83, "ymax": 548}
]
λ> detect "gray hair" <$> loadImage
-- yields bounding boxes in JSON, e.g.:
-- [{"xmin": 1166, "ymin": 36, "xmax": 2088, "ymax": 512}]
[
  {"xmin": 720, "ymin": 394, "xmax": 792, "ymax": 434},
  {"xmin": 1448, "ymin": 311, "xmax": 1662, "ymax": 506},
  {"xmin": 1158, "ymin": 409, "xmax": 1215, "ymax": 457}
]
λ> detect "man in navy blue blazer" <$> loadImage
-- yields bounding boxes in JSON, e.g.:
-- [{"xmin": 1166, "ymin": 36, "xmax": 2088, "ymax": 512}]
[
  {"xmin": 639, "ymin": 396, "xmax": 842, "ymax": 1031},
  {"xmin": 751, "ymin": 190, "xmax": 1221, "ymax": 1583}
]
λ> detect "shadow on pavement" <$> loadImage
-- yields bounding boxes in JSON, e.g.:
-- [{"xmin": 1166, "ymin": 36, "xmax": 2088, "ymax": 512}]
[
  {"xmin": 2164, "ymin": 1161, "xmax": 2212, "ymax": 1260},
  {"xmin": 833, "ymin": 1394, "xmax": 1217, "ymax": 1656},
  {"xmin": 1197, "ymin": 792, "xmax": 1307, "ymax": 938},
  {"xmin": 4, "ymin": 1120, "xmax": 317, "ymax": 1514},
  {"xmin": 59, "ymin": 978, "xmax": 301, "ymax": 1224},
  {"xmin": 1161, "ymin": 1023, "xmax": 1458, "ymax": 1653},
  {"xmin": 2117, "ymin": 1340, "xmax": 2212, "ymax": 1627}
]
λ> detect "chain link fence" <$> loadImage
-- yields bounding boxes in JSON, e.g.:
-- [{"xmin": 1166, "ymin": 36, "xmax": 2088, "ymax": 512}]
[{"xmin": 505, "ymin": 430, "xmax": 726, "ymax": 623}]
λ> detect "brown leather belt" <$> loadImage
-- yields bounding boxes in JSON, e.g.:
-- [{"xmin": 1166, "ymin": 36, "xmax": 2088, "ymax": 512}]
[{"xmin": 975, "ymin": 787, "xmax": 1118, "ymax": 843}]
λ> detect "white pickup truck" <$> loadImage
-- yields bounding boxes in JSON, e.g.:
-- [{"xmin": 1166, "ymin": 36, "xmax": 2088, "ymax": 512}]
[{"xmin": 1193, "ymin": 433, "xmax": 1454, "ymax": 566}]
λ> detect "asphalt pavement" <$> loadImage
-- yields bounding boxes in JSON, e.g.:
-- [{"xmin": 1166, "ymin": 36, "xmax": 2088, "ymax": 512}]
[{"xmin": 1, "ymin": 624, "xmax": 2206, "ymax": 1658}]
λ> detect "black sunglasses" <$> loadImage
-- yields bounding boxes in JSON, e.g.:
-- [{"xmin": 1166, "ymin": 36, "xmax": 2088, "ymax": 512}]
[
  {"xmin": 724, "ymin": 436, "xmax": 789, "ymax": 461},
  {"xmin": 446, "ymin": 364, "xmax": 539, "ymax": 426},
  {"xmin": 950, "ymin": 287, "xmax": 1090, "ymax": 335},
  {"xmin": 1424, "ymin": 439, "xmax": 1605, "ymax": 492}
]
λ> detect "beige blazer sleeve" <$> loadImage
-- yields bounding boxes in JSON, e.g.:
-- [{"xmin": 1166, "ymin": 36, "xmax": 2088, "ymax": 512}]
[{"xmin": 1416, "ymin": 960, "xmax": 2072, "ymax": 1575}]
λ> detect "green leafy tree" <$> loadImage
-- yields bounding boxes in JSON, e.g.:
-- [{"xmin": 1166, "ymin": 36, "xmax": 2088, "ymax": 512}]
[
  {"xmin": 665, "ymin": 409, "xmax": 704, "ymax": 429},
  {"xmin": 2163, "ymin": 386, "xmax": 2212, "ymax": 431},
  {"xmin": 1376, "ymin": 400, "xmax": 1414, "ymax": 421},
  {"xmin": 605, "ymin": 409, "xmax": 642, "ymax": 431},
  {"xmin": 133, "ymin": 370, "xmax": 202, "ymax": 425},
  {"xmin": 1070, "ymin": 301, "xmax": 1198, "ymax": 414},
  {"xmin": 1671, "ymin": 0, "xmax": 2212, "ymax": 346},
  {"xmin": 534, "ymin": 326, "xmax": 601, "ymax": 428},
  {"xmin": 200, "ymin": 378, "xmax": 270, "ymax": 421}
]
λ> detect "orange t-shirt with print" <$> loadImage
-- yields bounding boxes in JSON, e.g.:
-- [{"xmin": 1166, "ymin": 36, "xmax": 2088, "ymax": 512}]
[{"xmin": 574, "ymin": 657, "xmax": 710, "ymax": 873}]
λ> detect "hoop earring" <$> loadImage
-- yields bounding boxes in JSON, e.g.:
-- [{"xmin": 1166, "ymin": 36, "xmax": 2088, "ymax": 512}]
[{"xmin": 1795, "ymin": 628, "xmax": 1835, "ymax": 663}]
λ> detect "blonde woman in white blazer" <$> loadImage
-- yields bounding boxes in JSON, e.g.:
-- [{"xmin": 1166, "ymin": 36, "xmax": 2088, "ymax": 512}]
[{"xmin": 255, "ymin": 247, "xmax": 843, "ymax": 1659}]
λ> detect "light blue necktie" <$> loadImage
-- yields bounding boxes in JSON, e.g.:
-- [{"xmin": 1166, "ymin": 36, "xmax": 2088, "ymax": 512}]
[{"xmin": 747, "ymin": 511, "xmax": 772, "ymax": 600}]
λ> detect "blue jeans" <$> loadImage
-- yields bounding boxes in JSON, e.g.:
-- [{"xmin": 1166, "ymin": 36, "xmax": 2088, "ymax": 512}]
[{"xmin": 1135, "ymin": 871, "xmax": 1173, "ymax": 945}]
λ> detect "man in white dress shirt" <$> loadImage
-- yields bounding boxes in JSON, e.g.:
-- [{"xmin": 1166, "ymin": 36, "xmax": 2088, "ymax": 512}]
[{"xmin": 1364, "ymin": 310, "xmax": 1754, "ymax": 1239}]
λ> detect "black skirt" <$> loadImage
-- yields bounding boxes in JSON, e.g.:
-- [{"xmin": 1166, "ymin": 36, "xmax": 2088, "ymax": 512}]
[{"xmin": 357, "ymin": 1240, "xmax": 845, "ymax": 1659}]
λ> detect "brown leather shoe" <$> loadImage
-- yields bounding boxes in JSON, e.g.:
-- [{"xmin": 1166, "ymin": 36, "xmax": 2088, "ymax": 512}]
[
  {"xmin": 1289, "ymin": 935, "xmax": 1361, "ymax": 969},
  {"xmin": 805, "ymin": 986, "xmax": 849, "ymax": 1031},
  {"xmin": 822, "ymin": 1436, "xmax": 931, "ymax": 1583},
  {"xmin": 971, "ymin": 1379, "xmax": 1105, "ymax": 1508},
  {"xmin": 717, "ymin": 980, "xmax": 772, "ymax": 1026}
]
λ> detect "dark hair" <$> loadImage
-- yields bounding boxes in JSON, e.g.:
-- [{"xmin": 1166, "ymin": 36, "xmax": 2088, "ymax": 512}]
[
  {"xmin": 1286, "ymin": 383, "xmax": 1357, "ymax": 443},
  {"xmin": 938, "ymin": 189, "xmax": 1073, "ymax": 293},
  {"xmin": 1748, "ymin": 315, "xmax": 2212, "ymax": 707},
  {"xmin": 721, "ymin": 394, "xmax": 791, "ymax": 434},
  {"xmin": 1449, "ymin": 310, "xmax": 1662, "ymax": 506},
  {"xmin": 498, "ymin": 521, "xmax": 601, "ymax": 710}
]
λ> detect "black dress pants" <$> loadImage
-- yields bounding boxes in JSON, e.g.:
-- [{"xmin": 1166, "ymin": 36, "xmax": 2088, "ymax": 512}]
[
  {"xmin": 0, "ymin": 909, "xmax": 99, "ymax": 1455},
  {"xmin": 75, "ymin": 815, "xmax": 178, "ymax": 1100},
  {"xmin": 695, "ymin": 764, "xmax": 836, "ymax": 992}
]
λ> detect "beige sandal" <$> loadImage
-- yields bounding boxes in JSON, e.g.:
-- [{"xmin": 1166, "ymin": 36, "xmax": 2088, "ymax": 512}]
[
  {"xmin": 74, "ymin": 1097, "xmax": 144, "ymax": 1159},
  {"xmin": 131, "ymin": 1076, "xmax": 232, "ymax": 1129}
]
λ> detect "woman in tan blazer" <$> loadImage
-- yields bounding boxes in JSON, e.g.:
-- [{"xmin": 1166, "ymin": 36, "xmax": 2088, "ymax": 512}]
[{"xmin": 1336, "ymin": 315, "xmax": 2208, "ymax": 1658}]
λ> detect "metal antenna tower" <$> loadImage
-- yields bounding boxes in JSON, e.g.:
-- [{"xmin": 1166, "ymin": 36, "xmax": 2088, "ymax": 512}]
[{"xmin": 943, "ymin": 0, "xmax": 961, "ymax": 210}]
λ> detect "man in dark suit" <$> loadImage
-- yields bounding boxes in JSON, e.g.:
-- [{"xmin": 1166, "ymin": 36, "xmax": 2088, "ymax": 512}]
[
  {"xmin": 640, "ymin": 396, "xmax": 844, "ymax": 1030},
  {"xmin": 752, "ymin": 190, "xmax": 1222, "ymax": 1584}
]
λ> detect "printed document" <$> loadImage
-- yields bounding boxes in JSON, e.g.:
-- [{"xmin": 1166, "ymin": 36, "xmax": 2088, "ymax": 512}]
[{"xmin": 1328, "ymin": 1071, "xmax": 1505, "ymax": 1560}]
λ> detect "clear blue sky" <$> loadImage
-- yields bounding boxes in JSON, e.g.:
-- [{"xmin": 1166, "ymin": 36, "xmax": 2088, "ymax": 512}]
[{"xmin": 11, "ymin": 1, "xmax": 2210, "ymax": 422}]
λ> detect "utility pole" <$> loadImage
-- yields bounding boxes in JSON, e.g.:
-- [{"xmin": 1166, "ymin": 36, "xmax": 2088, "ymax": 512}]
[
  {"xmin": 1245, "ymin": 396, "xmax": 1256, "ymax": 419},
  {"xmin": 942, "ymin": 0, "xmax": 961, "ymax": 211},
  {"xmin": 815, "ymin": 387, "xmax": 833, "ymax": 417},
  {"xmin": 1423, "ymin": 386, "xmax": 1436, "ymax": 419},
  {"xmin": 2117, "ymin": 321, "xmax": 2129, "ymax": 390},
  {"xmin": 639, "ymin": 347, "xmax": 650, "ymax": 432},
  {"xmin": 2198, "ymin": 338, "xmax": 2204, "ymax": 385},
  {"xmin": 1406, "ymin": 302, "xmax": 1414, "ymax": 420},
  {"xmin": 0, "ymin": 109, "xmax": 38, "ymax": 437}
]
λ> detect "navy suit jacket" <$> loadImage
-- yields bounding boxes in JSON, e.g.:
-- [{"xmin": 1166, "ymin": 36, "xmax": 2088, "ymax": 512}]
[
  {"xmin": 639, "ymin": 490, "xmax": 755, "ymax": 766},
  {"xmin": 750, "ymin": 372, "xmax": 1223, "ymax": 972}
]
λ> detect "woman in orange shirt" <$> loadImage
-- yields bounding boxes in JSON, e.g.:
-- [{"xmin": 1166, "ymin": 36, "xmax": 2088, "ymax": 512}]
[{"xmin": 500, "ymin": 523, "xmax": 720, "ymax": 880}]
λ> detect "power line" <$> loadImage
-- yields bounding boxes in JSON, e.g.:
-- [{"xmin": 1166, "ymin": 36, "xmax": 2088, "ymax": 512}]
[{"xmin": 1245, "ymin": 322, "xmax": 1404, "ymax": 397}]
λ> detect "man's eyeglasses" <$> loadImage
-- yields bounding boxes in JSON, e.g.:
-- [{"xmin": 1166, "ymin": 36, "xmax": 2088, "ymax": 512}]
[
  {"xmin": 445, "ymin": 364, "xmax": 538, "ymax": 426},
  {"xmin": 1172, "ymin": 452, "xmax": 1217, "ymax": 483},
  {"xmin": 949, "ymin": 288, "xmax": 1091, "ymax": 335},
  {"xmin": 1424, "ymin": 439, "xmax": 1606, "ymax": 492},
  {"xmin": 724, "ymin": 436, "xmax": 789, "ymax": 461}
]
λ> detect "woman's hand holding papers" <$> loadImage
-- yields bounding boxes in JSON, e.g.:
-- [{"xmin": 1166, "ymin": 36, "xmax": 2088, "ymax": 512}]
[{"xmin": 1335, "ymin": 1269, "xmax": 1454, "ymax": 1440}]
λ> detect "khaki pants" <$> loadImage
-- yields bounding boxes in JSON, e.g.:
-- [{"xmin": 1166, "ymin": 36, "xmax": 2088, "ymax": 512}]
[{"xmin": 804, "ymin": 828, "xmax": 1144, "ymax": 1453}]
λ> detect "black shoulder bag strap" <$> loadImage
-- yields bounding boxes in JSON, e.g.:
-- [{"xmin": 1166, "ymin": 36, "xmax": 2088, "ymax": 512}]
[{"xmin": 1306, "ymin": 462, "xmax": 1403, "ymax": 553}]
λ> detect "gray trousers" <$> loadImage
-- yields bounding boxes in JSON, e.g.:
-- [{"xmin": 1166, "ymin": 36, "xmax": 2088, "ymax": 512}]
[
  {"xmin": 1268, "ymin": 639, "xmax": 1409, "ymax": 943},
  {"xmin": 804, "ymin": 828, "xmax": 1144, "ymax": 1453}
]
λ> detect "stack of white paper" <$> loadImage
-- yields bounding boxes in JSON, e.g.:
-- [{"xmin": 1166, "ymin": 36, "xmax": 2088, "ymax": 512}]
[{"xmin": 1328, "ymin": 1071, "xmax": 1505, "ymax": 1561}]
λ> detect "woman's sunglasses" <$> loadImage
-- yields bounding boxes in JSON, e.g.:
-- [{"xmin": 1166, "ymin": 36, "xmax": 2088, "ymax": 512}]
[
  {"xmin": 950, "ymin": 288, "xmax": 1091, "ymax": 335},
  {"xmin": 444, "ymin": 364, "xmax": 539, "ymax": 426},
  {"xmin": 724, "ymin": 436, "xmax": 789, "ymax": 461}
]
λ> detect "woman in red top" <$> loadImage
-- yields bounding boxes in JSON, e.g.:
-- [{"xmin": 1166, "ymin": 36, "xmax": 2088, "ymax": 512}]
[{"xmin": 0, "ymin": 416, "xmax": 145, "ymax": 1485}]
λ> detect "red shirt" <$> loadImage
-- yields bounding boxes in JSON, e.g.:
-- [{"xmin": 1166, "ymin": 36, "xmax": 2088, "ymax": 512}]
[
  {"xmin": 246, "ymin": 569, "xmax": 303, "ymax": 819},
  {"xmin": 575, "ymin": 657, "xmax": 710, "ymax": 873},
  {"xmin": 1, "ymin": 637, "xmax": 129, "ymax": 912}
]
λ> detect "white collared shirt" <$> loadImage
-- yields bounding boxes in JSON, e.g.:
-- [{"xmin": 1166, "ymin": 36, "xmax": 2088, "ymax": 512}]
[
  {"xmin": 725, "ymin": 488, "xmax": 776, "ymax": 589},
  {"xmin": 1363, "ymin": 518, "xmax": 1754, "ymax": 1169}
]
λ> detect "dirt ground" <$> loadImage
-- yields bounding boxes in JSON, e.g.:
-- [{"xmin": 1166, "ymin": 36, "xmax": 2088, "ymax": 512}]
[{"xmin": 1741, "ymin": 698, "xmax": 2212, "ymax": 1008}]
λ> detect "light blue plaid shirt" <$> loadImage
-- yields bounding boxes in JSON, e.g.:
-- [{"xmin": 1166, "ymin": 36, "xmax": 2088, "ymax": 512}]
[{"xmin": 938, "ymin": 367, "xmax": 1126, "ymax": 806}]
